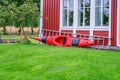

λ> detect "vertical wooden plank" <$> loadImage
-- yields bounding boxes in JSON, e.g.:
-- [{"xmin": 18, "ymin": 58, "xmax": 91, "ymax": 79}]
[
  {"xmin": 111, "ymin": 0, "xmax": 117, "ymax": 46},
  {"xmin": 51, "ymin": 0, "xmax": 54, "ymax": 30},
  {"xmin": 57, "ymin": 0, "xmax": 60, "ymax": 31},
  {"xmin": 52, "ymin": 0, "xmax": 56, "ymax": 30}
]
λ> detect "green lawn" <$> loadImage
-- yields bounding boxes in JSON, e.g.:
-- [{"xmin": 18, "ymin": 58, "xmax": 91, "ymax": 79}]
[{"xmin": 0, "ymin": 43, "xmax": 120, "ymax": 80}]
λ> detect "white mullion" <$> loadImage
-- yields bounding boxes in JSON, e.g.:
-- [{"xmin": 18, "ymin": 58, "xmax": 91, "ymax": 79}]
[
  {"xmin": 73, "ymin": 0, "xmax": 78, "ymax": 36},
  {"xmin": 73, "ymin": 0, "xmax": 78, "ymax": 27},
  {"xmin": 83, "ymin": 0, "xmax": 85, "ymax": 26},
  {"xmin": 39, "ymin": 0, "xmax": 43, "ymax": 39},
  {"xmin": 90, "ymin": 0, "xmax": 95, "ymax": 36},
  {"xmin": 101, "ymin": 0, "xmax": 103, "ymax": 26},
  {"xmin": 67, "ymin": 0, "xmax": 69, "ymax": 27},
  {"xmin": 90, "ymin": 0, "xmax": 96, "ymax": 36},
  {"xmin": 59, "ymin": 0, "xmax": 63, "ymax": 32},
  {"xmin": 108, "ymin": 0, "xmax": 111, "ymax": 46}
]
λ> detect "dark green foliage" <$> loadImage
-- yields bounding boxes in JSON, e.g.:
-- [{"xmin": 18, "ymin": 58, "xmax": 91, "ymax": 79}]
[
  {"xmin": 0, "ymin": 0, "xmax": 17, "ymax": 34},
  {"xmin": 0, "ymin": 0, "xmax": 40, "ymax": 28}
]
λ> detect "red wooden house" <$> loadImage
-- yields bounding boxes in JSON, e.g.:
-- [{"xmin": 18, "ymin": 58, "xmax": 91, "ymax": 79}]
[{"xmin": 40, "ymin": 0, "xmax": 120, "ymax": 46}]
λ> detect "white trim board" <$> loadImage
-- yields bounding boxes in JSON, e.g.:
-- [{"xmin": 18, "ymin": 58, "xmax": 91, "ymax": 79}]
[
  {"xmin": 39, "ymin": 0, "xmax": 43, "ymax": 39},
  {"xmin": 117, "ymin": 0, "xmax": 120, "ymax": 46}
]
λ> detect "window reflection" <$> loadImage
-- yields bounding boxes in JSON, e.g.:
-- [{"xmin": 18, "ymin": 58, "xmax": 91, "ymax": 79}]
[
  {"xmin": 103, "ymin": 0, "xmax": 109, "ymax": 7},
  {"xmin": 103, "ymin": 0, "xmax": 109, "ymax": 26},
  {"xmin": 69, "ymin": 0, "xmax": 74, "ymax": 26},
  {"xmin": 63, "ymin": 0, "xmax": 67, "ymax": 8},
  {"xmin": 69, "ymin": 11, "xmax": 73, "ymax": 26},
  {"xmin": 63, "ymin": 10, "xmax": 67, "ymax": 26},
  {"xmin": 85, "ymin": 8, "xmax": 90, "ymax": 26},
  {"xmin": 103, "ymin": 7, "xmax": 109, "ymax": 26},
  {"xmin": 95, "ymin": 7, "xmax": 101, "ymax": 26},
  {"xmin": 95, "ymin": 0, "xmax": 101, "ymax": 6},
  {"xmin": 85, "ymin": 0, "xmax": 90, "ymax": 7},
  {"xmin": 78, "ymin": 7, "xmax": 83, "ymax": 26}
]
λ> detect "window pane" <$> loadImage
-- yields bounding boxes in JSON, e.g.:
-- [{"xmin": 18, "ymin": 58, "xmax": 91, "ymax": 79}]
[
  {"xmin": 78, "ymin": 0, "xmax": 84, "ymax": 7},
  {"xmin": 95, "ymin": 7, "xmax": 101, "ymax": 26},
  {"xmin": 63, "ymin": 9, "xmax": 67, "ymax": 26},
  {"xmin": 78, "ymin": 7, "xmax": 83, "ymax": 26},
  {"xmin": 95, "ymin": 0, "xmax": 101, "ymax": 6},
  {"xmin": 69, "ymin": 11, "xmax": 74, "ymax": 26},
  {"xmin": 103, "ymin": 7, "xmax": 109, "ymax": 26},
  {"xmin": 69, "ymin": 0, "xmax": 74, "ymax": 10},
  {"xmin": 85, "ymin": 8, "xmax": 90, "ymax": 26},
  {"xmin": 78, "ymin": 0, "xmax": 90, "ymax": 26},
  {"xmin": 85, "ymin": 0, "xmax": 90, "ymax": 7},
  {"xmin": 63, "ymin": 0, "xmax": 67, "ymax": 8},
  {"xmin": 69, "ymin": 0, "xmax": 74, "ymax": 26},
  {"xmin": 103, "ymin": 0, "xmax": 109, "ymax": 7}
]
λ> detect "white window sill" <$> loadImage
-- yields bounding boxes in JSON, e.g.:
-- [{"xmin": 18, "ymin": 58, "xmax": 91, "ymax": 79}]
[
  {"xmin": 61, "ymin": 26, "xmax": 73, "ymax": 29},
  {"xmin": 61, "ymin": 26, "xmax": 109, "ymax": 31},
  {"xmin": 77, "ymin": 26, "xmax": 90, "ymax": 29},
  {"xmin": 93, "ymin": 26, "xmax": 109, "ymax": 31}
]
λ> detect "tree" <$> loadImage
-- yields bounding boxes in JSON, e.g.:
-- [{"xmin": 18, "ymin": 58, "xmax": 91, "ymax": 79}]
[
  {"xmin": 0, "ymin": 0, "xmax": 17, "ymax": 34},
  {"xmin": 0, "ymin": 0, "xmax": 40, "ymax": 42},
  {"xmin": 14, "ymin": 0, "xmax": 39, "ymax": 41},
  {"xmin": 0, "ymin": 0, "xmax": 9, "ymax": 34}
]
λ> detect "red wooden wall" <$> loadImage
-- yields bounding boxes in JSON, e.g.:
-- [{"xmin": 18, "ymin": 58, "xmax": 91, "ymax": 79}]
[
  {"xmin": 43, "ymin": 0, "xmax": 60, "ymax": 31},
  {"xmin": 76, "ymin": 30, "xmax": 90, "ymax": 35},
  {"xmin": 111, "ymin": 0, "xmax": 117, "ymax": 46},
  {"xmin": 42, "ymin": 0, "xmax": 118, "ymax": 46},
  {"xmin": 93, "ymin": 31, "xmax": 109, "ymax": 45}
]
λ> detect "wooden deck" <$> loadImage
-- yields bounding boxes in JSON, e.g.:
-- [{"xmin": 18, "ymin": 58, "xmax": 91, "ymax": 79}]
[{"xmin": 88, "ymin": 45, "xmax": 119, "ymax": 51}]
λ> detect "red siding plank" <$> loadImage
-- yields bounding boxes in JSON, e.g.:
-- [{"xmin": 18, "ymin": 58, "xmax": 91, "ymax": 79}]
[
  {"xmin": 43, "ymin": 0, "xmax": 60, "ymax": 31},
  {"xmin": 93, "ymin": 31, "xmax": 109, "ymax": 45},
  {"xmin": 61, "ymin": 30, "xmax": 73, "ymax": 33},
  {"xmin": 93, "ymin": 31, "xmax": 108, "ymax": 37},
  {"xmin": 111, "ymin": 0, "xmax": 117, "ymax": 46},
  {"xmin": 76, "ymin": 30, "xmax": 90, "ymax": 35}
]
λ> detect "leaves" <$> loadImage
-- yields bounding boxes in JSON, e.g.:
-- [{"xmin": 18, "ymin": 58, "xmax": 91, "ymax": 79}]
[
  {"xmin": 0, "ymin": 0, "xmax": 17, "ymax": 26},
  {"xmin": 0, "ymin": 0, "xmax": 40, "ymax": 27}
]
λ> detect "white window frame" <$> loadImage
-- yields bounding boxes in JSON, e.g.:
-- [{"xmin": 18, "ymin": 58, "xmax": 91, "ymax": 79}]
[
  {"xmin": 77, "ymin": 0, "xmax": 91, "ymax": 28},
  {"xmin": 39, "ymin": 0, "xmax": 43, "ymax": 39},
  {"xmin": 60, "ymin": 0, "xmax": 111, "ymax": 34},
  {"xmin": 62, "ymin": 0, "xmax": 74, "ymax": 28},
  {"xmin": 94, "ymin": 0, "xmax": 111, "ymax": 29}
]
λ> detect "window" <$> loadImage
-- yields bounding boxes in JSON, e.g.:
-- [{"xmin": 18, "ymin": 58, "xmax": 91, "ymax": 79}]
[
  {"xmin": 95, "ymin": 0, "xmax": 109, "ymax": 26},
  {"xmin": 78, "ymin": 0, "xmax": 91, "ymax": 26},
  {"xmin": 63, "ymin": 0, "xmax": 74, "ymax": 26},
  {"xmin": 61, "ymin": 0, "xmax": 110, "ymax": 29}
]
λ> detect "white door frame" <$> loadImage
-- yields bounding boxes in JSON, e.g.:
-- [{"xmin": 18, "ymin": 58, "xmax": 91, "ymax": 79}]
[
  {"xmin": 117, "ymin": 0, "xmax": 120, "ymax": 46},
  {"xmin": 39, "ymin": 0, "xmax": 43, "ymax": 39}
]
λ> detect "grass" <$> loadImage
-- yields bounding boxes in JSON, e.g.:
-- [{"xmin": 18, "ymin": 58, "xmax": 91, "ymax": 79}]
[{"xmin": 0, "ymin": 43, "xmax": 120, "ymax": 80}]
